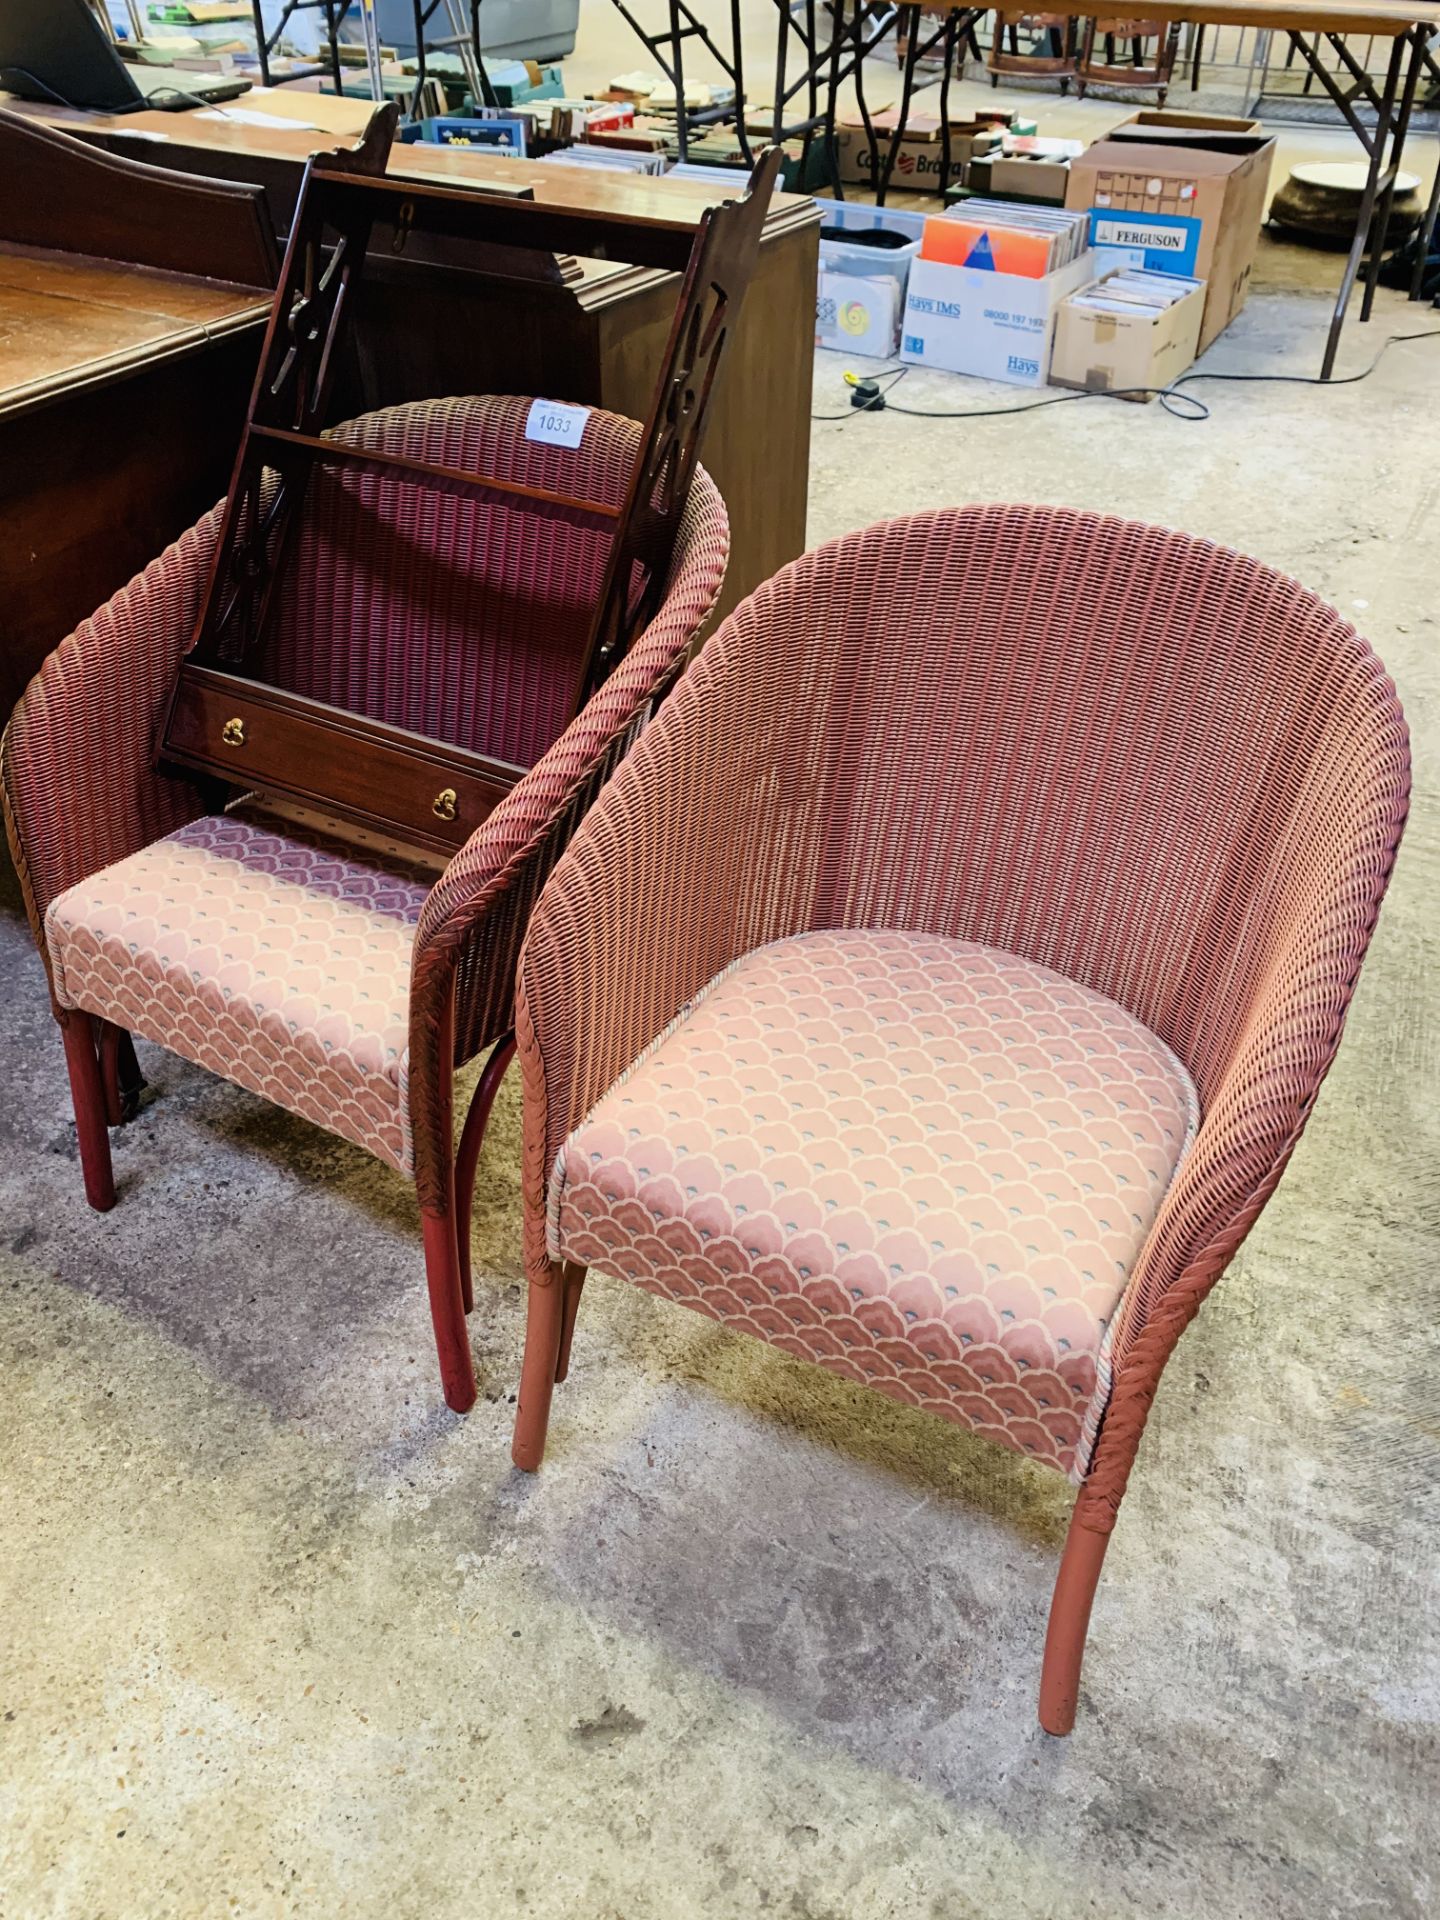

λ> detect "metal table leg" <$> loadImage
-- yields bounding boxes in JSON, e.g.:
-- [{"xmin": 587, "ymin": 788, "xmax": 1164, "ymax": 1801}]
[
  {"xmin": 324, "ymin": 0, "xmax": 345, "ymax": 92},
  {"xmin": 410, "ymin": 0, "xmax": 430, "ymax": 120},
  {"xmin": 671, "ymin": 0, "xmax": 688, "ymax": 161},
  {"xmin": 938, "ymin": 8, "xmax": 959, "ymax": 196},
  {"xmin": 823, "ymin": 0, "xmax": 847, "ymax": 196},
  {"xmin": 731, "ymin": 0, "xmax": 753, "ymax": 163},
  {"xmin": 1319, "ymin": 29, "xmax": 1402, "ymax": 377},
  {"xmin": 249, "ymin": 0, "xmax": 273, "ymax": 85},
  {"xmin": 1361, "ymin": 24, "xmax": 1426, "ymax": 321},
  {"xmin": 798, "ymin": 0, "xmax": 821, "ymax": 180},
  {"xmin": 357, "ymin": 0, "xmax": 386, "ymax": 102},
  {"xmin": 1411, "ymin": 135, "xmax": 1440, "ymax": 300},
  {"xmin": 852, "ymin": 0, "xmax": 884, "ymax": 194},
  {"xmin": 470, "ymin": 0, "xmax": 500, "ymax": 109},
  {"xmin": 877, "ymin": 4, "xmax": 923, "ymax": 205},
  {"xmin": 772, "ymin": 0, "xmax": 789, "ymax": 141}
]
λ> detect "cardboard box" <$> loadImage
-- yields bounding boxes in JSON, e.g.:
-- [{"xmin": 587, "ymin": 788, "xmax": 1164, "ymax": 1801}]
[
  {"xmin": 975, "ymin": 153, "xmax": 1071, "ymax": 204},
  {"xmin": 1065, "ymin": 135, "xmax": 1274, "ymax": 352},
  {"xmin": 900, "ymin": 251, "xmax": 1097, "ymax": 386},
  {"xmin": 1049, "ymin": 272, "xmax": 1205, "ymax": 400},
  {"xmin": 817, "ymin": 272, "xmax": 903, "ymax": 356},
  {"xmin": 834, "ymin": 122, "xmax": 988, "ymax": 190}
]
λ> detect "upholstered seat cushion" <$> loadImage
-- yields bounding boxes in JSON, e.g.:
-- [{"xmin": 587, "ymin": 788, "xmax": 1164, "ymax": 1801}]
[
  {"xmin": 45, "ymin": 808, "xmax": 435, "ymax": 1172},
  {"xmin": 550, "ymin": 930, "xmax": 1199, "ymax": 1479}
]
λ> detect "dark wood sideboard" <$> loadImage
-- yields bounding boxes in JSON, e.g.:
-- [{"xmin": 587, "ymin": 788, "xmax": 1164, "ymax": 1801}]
[{"xmin": 0, "ymin": 112, "xmax": 277, "ymax": 721}]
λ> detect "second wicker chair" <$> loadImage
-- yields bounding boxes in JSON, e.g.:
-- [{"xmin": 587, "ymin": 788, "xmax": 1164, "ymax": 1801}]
[
  {"xmin": 508, "ymin": 505, "xmax": 1409, "ymax": 1733},
  {"xmin": 2, "ymin": 395, "xmax": 729, "ymax": 1414}
]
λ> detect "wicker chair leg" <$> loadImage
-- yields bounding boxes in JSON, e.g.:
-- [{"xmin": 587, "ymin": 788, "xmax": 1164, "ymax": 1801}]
[
  {"xmin": 420, "ymin": 1204, "xmax": 477, "ymax": 1413},
  {"xmin": 97, "ymin": 1023, "xmax": 146, "ymax": 1126},
  {"xmin": 454, "ymin": 1032, "xmax": 517, "ymax": 1315},
  {"xmin": 554, "ymin": 1262, "xmax": 587, "ymax": 1383},
  {"xmin": 115, "ymin": 1029, "xmax": 145, "ymax": 1119},
  {"xmin": 98, "ymin": 1022, "xmax": 123, "ymax": 1127},
  {"xmin": 58, "ymin": 1011, "xmax": 116, "ymax": 1212},
  {"xmin": 1038, "ymin": 1509, "xmax": 1113, "ymax": 1735},
  {"xmin": 511, "ymin": 1264, "xmax": 567, "ymax": 1471}
]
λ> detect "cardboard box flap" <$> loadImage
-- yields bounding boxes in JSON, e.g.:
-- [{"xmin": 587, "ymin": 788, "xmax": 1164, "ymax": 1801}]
[
  {"xmin": 1107, "ymin": 109, "xmax": 1266, "ymax": 152},
  {"xmin": 1072, "ymin": 138, "xmax": 1272, "ymax": 182}
]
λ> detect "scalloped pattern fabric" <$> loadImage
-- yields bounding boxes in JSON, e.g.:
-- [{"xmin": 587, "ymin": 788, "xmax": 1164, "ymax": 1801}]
[
  {"xmin": 550, "ymin": 930, "xmax": 1198, "ymax": 1478},
  {"xmin": 44, "ymin": 808, "xmax": 435, "ymax": 1173}
]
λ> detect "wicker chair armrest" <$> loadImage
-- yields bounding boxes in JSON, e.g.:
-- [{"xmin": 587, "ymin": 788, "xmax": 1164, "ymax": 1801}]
[
  {"xmin": 409, "ymin": 472, "xmax": 731, "ymax": 1003},
  {"xmin": 410, "ymin": 620, "xmax": 684, "ymax": 1001},
  {"xmin": 1081, "ymin": 765, "xmax": 1409, "ymax": 1523},
  {"xmin": 406, "ymin": 476, "xmax": 730, "ymax": 1209},
  {"xmin": 1, "ymin": 507, "xmax": 223, "ymax": 955},
  {"xmin": 515, "ymin": 637, "xmax": 836, "ymax": 1282}
]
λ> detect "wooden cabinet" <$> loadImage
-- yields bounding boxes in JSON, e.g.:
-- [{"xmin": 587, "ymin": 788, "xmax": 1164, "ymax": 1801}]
[{"xmin": 0, "ymin": 112, "xmax": 275, "ymax": 720}]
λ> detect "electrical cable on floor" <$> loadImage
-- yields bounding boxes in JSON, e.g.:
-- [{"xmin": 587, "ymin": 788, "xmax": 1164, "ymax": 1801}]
[
  {"xmin": 813, "ymin": 327, "xmax": 1440, "ymax": 427},
  {"xmin": 811, "ymin": 366, "xmax": 911, "ymax": 419}
]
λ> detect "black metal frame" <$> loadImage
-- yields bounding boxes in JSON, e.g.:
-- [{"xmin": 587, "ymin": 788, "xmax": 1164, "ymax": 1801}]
[
  {"xmin": 608, "ymin": 1, "xmax": 985, "ymax": 197},
  {"xmin": 1244, "ymin": 24, "xmax": 1436, "ymax": 376},
  {"xmin": 248, "ymin": 0, "xmax": 490, "ymax": 111},
  {"xmin": 606, "ymin": 0, "xmax": 753, "ymax": 162},
  {"xmin": 247, "ymin": 0, "xmax": 348, "ymax": 90},
  {"xmin": 856, "ymin": 4, "xmax": 986, "ymax": 204}
]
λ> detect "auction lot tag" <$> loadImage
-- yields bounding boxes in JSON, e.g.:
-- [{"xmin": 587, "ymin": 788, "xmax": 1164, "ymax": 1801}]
[{"xmin": 525, "ymin": 399, "xmax": 590, "ymax": 448}]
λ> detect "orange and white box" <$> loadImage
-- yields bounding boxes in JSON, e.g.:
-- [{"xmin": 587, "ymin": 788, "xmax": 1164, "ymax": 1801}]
[{"xmin": 920, "ymin": 214, "xmax": 1057, "ymax": 277}]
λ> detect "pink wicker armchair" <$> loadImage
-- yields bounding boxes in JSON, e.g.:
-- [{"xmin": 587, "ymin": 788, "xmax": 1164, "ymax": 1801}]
[
  {"xmin": 509, "ymin": 505, "xmax": 1409, "ymax": 1733},
  {"xmin": 1, "ymin": 394, "xmax": 729, "ymax": 1414}
]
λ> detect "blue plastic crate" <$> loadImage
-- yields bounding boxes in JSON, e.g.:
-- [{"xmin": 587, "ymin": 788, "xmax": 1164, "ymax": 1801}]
[{"xmin": 397, "ymin": 115, "xmax": 528, "ymax": 155}]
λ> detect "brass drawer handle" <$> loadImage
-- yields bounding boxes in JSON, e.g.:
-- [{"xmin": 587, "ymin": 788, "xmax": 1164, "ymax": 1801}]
[
  {"xmin": 432, "ymin": 787, "xmax": 458, "ymax": 822},
  {"xmin": 221, "ymin": 717, "xmax": 246, "ymax": 748}
]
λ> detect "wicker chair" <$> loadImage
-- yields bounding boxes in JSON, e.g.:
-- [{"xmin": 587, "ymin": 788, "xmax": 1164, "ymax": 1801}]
[
  {"xmin": 1, "ymin": 394, "xmax": 729, "ymax": 1414},
  {"xmin": 509, "ymin": 505, "xmax": 1409, "ymax": 1733}
]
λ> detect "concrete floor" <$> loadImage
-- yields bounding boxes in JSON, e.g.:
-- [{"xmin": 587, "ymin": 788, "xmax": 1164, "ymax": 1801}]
[{"xmin": 3, "ymin": 14, "xmax": 1440, "ymax": 1920}]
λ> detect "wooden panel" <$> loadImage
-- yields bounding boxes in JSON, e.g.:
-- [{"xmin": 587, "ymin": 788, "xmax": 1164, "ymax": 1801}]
[
  {"xmin": 0, "ymin": 284, "xmax": 213, "ymax": 400},
  {"xmin": 0, "ymin": 328, "xmax": 260, "ymax": 720},
  {"xmin": 11, "ymin": 92, "xmax": 821, "ymax": 234},
  {"xmin": 0, "ymin": 249, "xmax": 268, "ymax": 416},
  {"xmin": 0, "ymin": 246, "xmax": 270, "ymax": 324},
  {"xmin": 0, "ymin": 107, "xmax": 276, "ymax": 286},
  {"xmin": 591, "ymin": 218, "xmax": 820, "ymax": 623},
  {"xmin": 164, "ymin": 667, "xmax": 527, "ymax": 854},
  {"xmin": 250, "ymin": 424, "xmax": 622, "ymax": 527}
]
